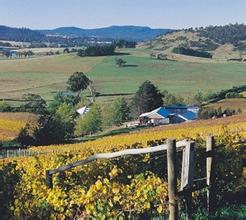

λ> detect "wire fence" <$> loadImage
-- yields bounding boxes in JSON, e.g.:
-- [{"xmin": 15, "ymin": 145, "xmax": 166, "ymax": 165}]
[{"xmin": 0, "ymin": 149, "xmax": 44, "ymax": 159}]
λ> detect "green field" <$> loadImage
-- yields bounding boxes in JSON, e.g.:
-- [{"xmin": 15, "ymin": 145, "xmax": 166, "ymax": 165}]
[
  {"xmin": 0, "ymin": 54, "xmax": 104, "ymax": 100},
  {"xmin": 1, "ymin": 48, "xmax": 246, "ymax": 103}
]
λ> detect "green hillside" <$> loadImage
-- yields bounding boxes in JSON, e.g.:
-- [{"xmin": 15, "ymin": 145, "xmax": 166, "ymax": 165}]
[{"xmin": 1, "ymin": 49, "xmax": 246, "ymax": 103}]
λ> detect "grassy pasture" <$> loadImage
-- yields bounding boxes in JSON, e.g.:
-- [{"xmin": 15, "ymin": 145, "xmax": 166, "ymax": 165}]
[
  {"xmin": 0, "ymin": 49, "xmax": 246, "ymax": 103},
  {"xmin": 0, "ymin": 54, "xmax": 104, "ymax": 100},
  {"xmin": 89, "ymin": 52, "xmax": 246, "ymax": 96},
  {"xmin": 205, "ymin": 98, "xmax": 246, "ymax": 113}
]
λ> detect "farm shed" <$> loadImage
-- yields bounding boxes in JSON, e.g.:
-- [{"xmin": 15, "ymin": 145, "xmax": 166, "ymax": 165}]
[
  {"xmin": 139, "ymin": 106, "xmax": 199, "ymax": 125},
  {"xmin": 169, "ymin": 110, "xmax": 198, "ymax": 124},
  {"xmin": 76, "ymin": 106, "xmax": 90, "ymax": 117},
  {"xmin": 139, "ymin": 107, "xmax": 170, "ymax": 126}
]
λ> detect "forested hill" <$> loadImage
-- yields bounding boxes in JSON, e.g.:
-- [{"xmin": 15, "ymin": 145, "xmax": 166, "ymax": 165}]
[
  {"xmin": 39, "ymin": 25, "xmax": 173, "ymax": 41},
  {"xmin": 0, "ymin": 25, "xmax": 45, "ymax": 42},
  {"xmin": 0, "ymin": 25, "xmax": 173, "ymax": 43},
  {"xmin": 144, "ymin": 23, "xmax": 246, "ymax": 59},
  {"xmin": 193, "ymin": 23, "xmax": 246, "ymax": 45}
]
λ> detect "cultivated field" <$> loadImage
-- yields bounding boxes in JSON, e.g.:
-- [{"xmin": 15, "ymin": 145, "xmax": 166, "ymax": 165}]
[
  {"xmin": 1, "ymin": 114, "xmax": 245, "ymax": 218},
  {"xmin": 30, "ymin": 114, "xmax": 246, "ymax": 154},
  {"xmin": 0, "ymin": 49, "xmax": 246, "ymax": 103},
  {"xmin": 0, "ymin": 112, "xmax": 38, "ymax": 141}
]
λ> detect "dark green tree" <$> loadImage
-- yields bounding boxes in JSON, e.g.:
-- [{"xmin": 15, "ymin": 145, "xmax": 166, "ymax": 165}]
[
  {"xmin": 17, "ymin": 124, "xmax": 35, "ymax": 146},
  {"xmin": 133, "ymin": 81, "xmax": 163, "ymax": 115},
  {"xmin": 48, "ymin": 91, "xmax": 80, "ymax": 114},
  {"xmin": 67, "ymin": 72, "xmax": 96, "ymax": 102},
  {"xmin": 22, "ymin": 93, "xmax": 47, "ymax": 114},
  {"xmin": 63, "ymin": 48, "xmax": 70, "ymax": 53},
  {"xmin": 33, "ymin": 115, "xmax": 66, "ymax": 145},
  {"xmin": 115, "ymin": 58, "xmax": 127, "ymax": 67}
]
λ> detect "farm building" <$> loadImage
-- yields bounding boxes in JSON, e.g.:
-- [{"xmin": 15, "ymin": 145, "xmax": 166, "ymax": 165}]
[
  {"xmin": 139, "ymin": 106, "xmax": 199, "ymax": 126},
  {"xmin": 139, "ymin": 107, "xmax": 170, "ymax": 126},
  {"xmin": 0, "ymin": 47, "xmax": 17, "ymax": 57},
  {"xmin": 76, "ymin": 106, "xmax": 90, "ymax": 117}
]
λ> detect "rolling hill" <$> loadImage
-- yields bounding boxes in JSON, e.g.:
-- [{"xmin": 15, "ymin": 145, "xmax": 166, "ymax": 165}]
[
  {"xmin": 0, "ymin": 25, "xmax": 173, "ymax": 43},
  {"xmin": 1, "ymin": 49, "xmax": 246, "ymax": 103},
  {"xmin": 39, "ymin": 25, "xmax": 173, "ymax": 41},
  {"xmin": 142, "ymin": 24, "xmax": 246, "ymax": 62},
  {"xmin": 0, "ymin": 25, "xmax": 45, "ymax": 42}
]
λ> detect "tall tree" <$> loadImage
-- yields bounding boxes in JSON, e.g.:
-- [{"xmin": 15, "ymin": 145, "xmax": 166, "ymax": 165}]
[
  {"xmin": 55, "ymin": 103, "xmax": 75, "ymax": 139},
  {"xmin": 48, "ymin": 91, "xmax": 80, "ymax": 114},
  {"xmin": 133, "ymin": 81, "xmax": 163, "ymax": 114},
  {"xmin": 110, "ymin": 98, "xmax": 131, "ymax": 126},
  {"xmin": 67, "ymin": 72, "xmax": 96, "ymax": 102}
]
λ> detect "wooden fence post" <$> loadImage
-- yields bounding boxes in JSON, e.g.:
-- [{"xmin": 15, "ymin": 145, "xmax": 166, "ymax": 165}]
[
  {"xmin": 180, "ymin": 141, "xmax": 195, "ymax": 219},
  {"xmin": 46, "ymin": 170, "xmax": 53, "ymax": 189},
  {"xmin": 206, "ymin": 136, "xmax": 216, "ymax": 213},
  {"xmin": 167, "ymin": 139, "xmax": 178, "ymax": 220}
]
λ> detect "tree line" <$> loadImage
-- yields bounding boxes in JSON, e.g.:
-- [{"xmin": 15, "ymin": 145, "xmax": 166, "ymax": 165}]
[
  {"xmin": 172, "ymin": 47, "xmax": 212, "ymax": 58},
  {"xmin": 77, "ymin": 45, "xmax": 116, "ymax": 57},
  {"xmin": 187, "ymin": 23, "xmax": 246, "ymax": 46}
]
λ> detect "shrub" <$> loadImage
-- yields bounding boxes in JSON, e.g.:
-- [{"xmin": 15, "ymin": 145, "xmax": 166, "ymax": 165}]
[
  {"xmin": 0, "ymin": 101, "xmax": 11, "ymax": 112},
  {"xmin": 225, "ymin": 92, "xmax": 243, "ymax": 99},
  {"xmin": 172, "ymin": 47, "xmax": 212, "ymax": 58},
  {"xmin": 17, "ymin": 123, "xmax": 35, "ymax": 146},
  {"xmin": 55, "ymin": 103, "xmax": 75, "ymax": 139},
  {"xmin": 21, "ymin": 93, "xmax": 47, "ymax": 114}
]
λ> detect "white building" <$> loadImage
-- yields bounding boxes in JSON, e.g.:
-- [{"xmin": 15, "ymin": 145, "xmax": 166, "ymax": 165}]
[{"xmin": 76, "ymin": 106, "xmax": 90, "ymax": 117}]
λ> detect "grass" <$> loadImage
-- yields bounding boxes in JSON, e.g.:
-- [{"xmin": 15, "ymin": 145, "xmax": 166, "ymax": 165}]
[
  {"xmin": 205, "ymin": 98, "xmax": 246, "ymax": 113},
  {"xmin": 0, "ymin": 54, "xmax": 104, "ymax": 100},
  {"xmin": 1, "ymin": 49, "xmax": 246, "ymax": 103},
  {"xmin": 89, "ymin": 52, "xmax": 246, "ymax": 96}
]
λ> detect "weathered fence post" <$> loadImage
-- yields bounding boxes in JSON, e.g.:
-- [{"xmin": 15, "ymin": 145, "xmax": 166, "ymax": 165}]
[
  {"xmin": 46, "ymin": 170, "xmax": 53, "ymax": 189},
  {"xmin": 180, "ymin": 141, "xmax": 195, "ymax": 219},
  {"xmin": 206, "ymin": 136, "xmax": 216, "ymax": 213},
  {"xmin": 167, "ymin": 139, "xmax": 178, "ymax": 220}
]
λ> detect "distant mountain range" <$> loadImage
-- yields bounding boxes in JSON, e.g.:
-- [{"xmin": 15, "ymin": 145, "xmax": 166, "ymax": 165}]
[
  {"xmin": 0, "ymin": 25, "xmax": 173, "ymax": 43},
  {"xmin": 39, "ymin": 26, "xmax": 173, "ymax": 41},
  {"xmin": 0, "ymin": 25, "xmax": 45, "ymax": 42}
]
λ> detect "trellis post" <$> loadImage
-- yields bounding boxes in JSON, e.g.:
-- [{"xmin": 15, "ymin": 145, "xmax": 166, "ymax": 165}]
[
  {"xmin": 46, "ymin": 170, "xmax": 53, "ymax": 189},
  {"xmin": 206, "ymin": 136, "xmax": 216, "ymax": 213},
  {"xmin": 167, "ymin": 139, "xmax": 178, "ymax": 220},
  {"xmin": 180, "ymin": 141, "xmax": 195, "ymax": 218}
]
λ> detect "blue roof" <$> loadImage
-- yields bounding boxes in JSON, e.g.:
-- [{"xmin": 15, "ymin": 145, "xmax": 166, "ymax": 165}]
[
  {"xmin": 180, "ymin": 111, "xmax": 197, "ymax": 120},
  {"xmin": 165, "ymin": 105, "xmax": 188, "ymax": 109},
  {"xmin": 157, "ymin": 107, "xmax": 170, "ymax": 117}
]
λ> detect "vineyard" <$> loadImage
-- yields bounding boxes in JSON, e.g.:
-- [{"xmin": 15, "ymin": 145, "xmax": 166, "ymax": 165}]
[
  {"xmin": 0, "ymin": 115, "xmax": 245, "ymax": 219},
  {"xmin": 0, "ymin": 113, "xmax": 38, "ymax": 141},
  {"xmin": 30, "ymin": 115, "xmax": 246, "ymax": 154}
]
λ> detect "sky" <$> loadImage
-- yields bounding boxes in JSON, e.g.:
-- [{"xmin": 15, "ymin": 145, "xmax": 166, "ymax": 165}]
[{"xmin": 1, "ymin": 0, "xmax": 246, "ymax": 29}]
